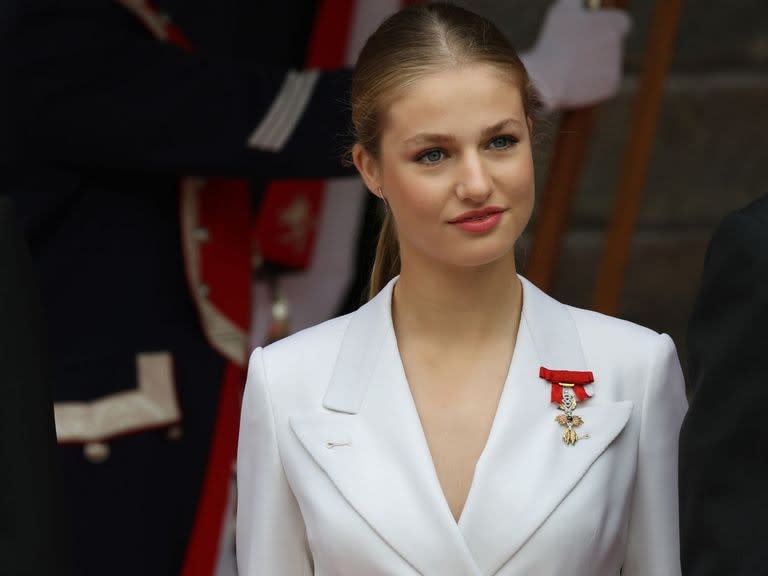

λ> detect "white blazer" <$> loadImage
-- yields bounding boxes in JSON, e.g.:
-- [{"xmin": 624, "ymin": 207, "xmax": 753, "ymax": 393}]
[{"xmin": 236, "ymin": 276, "xmax": 687, "ymax": 576}]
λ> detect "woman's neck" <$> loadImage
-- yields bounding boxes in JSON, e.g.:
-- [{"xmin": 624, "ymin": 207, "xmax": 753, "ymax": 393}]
[{"xmin": 392, "ymin": 252, "xmax": 522, "ymax": 346}]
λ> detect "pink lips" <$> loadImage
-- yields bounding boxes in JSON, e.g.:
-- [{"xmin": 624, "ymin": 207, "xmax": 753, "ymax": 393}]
[{"xmin": 448, "ymin": 207, "xmax": 506, "ymax": 233}]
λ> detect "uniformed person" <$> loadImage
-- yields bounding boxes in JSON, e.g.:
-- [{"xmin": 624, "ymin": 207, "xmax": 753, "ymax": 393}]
[
  {"xmin": 0, "ymin": 0, "xmax": 631, "ymax": 573},
  {"xmin": 0, "ymin": 0, "xmax": 355, "ymax": 574}
]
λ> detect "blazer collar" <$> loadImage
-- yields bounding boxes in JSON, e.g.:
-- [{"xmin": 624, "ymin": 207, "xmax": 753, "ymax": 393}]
[
  {"xmin": 320, "ymin": 276, "xmax": 395, "ymax": 414},
  {"xmin": 292, "ymin": 276, "xmax": 631, "ymax": 575},
  {"xmin": 294, "ymin": 277, "xmax": 479, "ymax": 575},
  {"xmin": 457, "ymin": 278, "xmax": 632, "ymax": 574},
  {"xmin": 321, "ymin": 276, "xmax": 593, "ymax": 411}
]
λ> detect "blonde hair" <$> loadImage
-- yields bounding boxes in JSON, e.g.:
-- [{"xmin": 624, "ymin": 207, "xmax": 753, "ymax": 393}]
[{"xmin": 350, "ymin": 2, "xmax": 540, "ymax": 299}]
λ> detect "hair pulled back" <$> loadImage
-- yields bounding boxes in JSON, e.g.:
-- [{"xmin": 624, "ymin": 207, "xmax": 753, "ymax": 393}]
[{"xmin": 351, "ymin": 2, "xmax": 540, "ymax": 299}]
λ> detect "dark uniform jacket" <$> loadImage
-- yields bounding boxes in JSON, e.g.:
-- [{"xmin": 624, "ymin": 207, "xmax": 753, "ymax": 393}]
[
  {"xmin": 0, "ymin": 198, "xmax": 59, "ymax": 576},
  {"xmin": 679, "ymin": 194, "xmax": 768, "ymax": 576},
  {"xmin": 0, "ymin": 1, "xmax": 353, "ymax": 574}
]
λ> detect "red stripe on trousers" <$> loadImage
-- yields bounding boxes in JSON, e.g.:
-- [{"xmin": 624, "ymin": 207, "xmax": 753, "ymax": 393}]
[{"xmin": 182, "ymin": 363, "xmax": 244, "ymax": 576}]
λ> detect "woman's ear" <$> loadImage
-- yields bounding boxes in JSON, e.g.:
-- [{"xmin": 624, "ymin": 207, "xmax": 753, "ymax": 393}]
[{"xmin": 352, "ymin": 143, "xmax": 383, "ymax": 199}]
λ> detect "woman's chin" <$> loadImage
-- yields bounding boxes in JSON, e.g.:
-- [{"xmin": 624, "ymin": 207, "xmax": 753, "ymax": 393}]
[{"xmin": 440, "ymin": 244, "xmax": 517, "ymax": 271}]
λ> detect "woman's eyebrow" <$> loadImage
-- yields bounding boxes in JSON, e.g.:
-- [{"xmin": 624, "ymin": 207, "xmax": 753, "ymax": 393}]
[
  {"xmin": 480, "ymin": 118, "xmax": 522, "ymax": 139},
  {"xmin": 401, "ymin": 132, "xmax": 457, "ymax": 147},
  {"xmin": 402, "ymin": 118, "xmax": 523, "ymax": 148}
]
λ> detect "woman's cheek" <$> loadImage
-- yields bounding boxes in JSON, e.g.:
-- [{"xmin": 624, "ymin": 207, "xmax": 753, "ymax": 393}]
[{"xmin": 396, "ymin": 179, "xmax": 444, "ymax": 215}]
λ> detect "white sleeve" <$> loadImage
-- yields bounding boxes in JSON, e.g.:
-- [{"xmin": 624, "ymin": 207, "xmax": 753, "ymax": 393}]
[
  {"xmin": 236, "ymin": 347, "xmax": 312, "ymax": 576},
  {"xmin": 622, "ymin": 334, "xmax": 688, "ymax": 575}
]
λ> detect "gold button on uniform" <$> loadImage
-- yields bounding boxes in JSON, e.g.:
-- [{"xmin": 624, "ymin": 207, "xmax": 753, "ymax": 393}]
[
  {"xmin": 83, "ymin": 442, "xmax": 111, "ymax": 464},
  {"xmin": 166, "ymin": 425, "xmax": 184, "ymax": 441}
]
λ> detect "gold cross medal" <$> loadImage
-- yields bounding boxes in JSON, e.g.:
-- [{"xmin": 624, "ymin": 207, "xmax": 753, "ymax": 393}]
[
  {"xmin": 539, "ymin": 367, "xmax": 595, "ymax": 447},
  {"xmin": 556, "ymin": 387, "xmax": 586, "ymax": 445}
]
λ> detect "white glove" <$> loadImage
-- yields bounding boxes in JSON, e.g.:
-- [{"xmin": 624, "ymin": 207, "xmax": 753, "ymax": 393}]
[{"xmin": 520, "ymin": 0, "xmax": 631, "ymax": 111}]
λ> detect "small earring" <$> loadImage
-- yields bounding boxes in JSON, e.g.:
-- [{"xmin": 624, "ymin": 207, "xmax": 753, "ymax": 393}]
[{"xmin": 378, "ymin": 187, "xmax": 390, "ymax": 214}]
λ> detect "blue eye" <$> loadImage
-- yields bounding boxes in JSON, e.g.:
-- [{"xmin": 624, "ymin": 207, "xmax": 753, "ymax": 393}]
[
  {"xmin": 417, "ymin": 149, "xmax": 445, "ymax": 164},
  {"xmin": 488, "ymin": 136, "xmax": 516, "ymax": 150}
]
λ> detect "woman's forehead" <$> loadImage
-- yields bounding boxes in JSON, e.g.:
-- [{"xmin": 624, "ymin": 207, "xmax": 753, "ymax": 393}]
[{"xmin": 383, "ymin": 65, "xmax": 526, "ymax": 142}]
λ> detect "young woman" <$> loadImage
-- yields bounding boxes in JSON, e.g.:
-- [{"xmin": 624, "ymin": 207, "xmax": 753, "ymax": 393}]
[{"xmin": 236, "ymin": 4, "xmax": 686, "ymax": 575}]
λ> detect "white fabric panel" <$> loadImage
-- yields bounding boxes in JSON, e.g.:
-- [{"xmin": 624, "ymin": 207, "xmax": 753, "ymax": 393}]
[
  {"xmin": 346, "ymin": 0, "xmax": 401, "ymax": 64},
  {"xmin": 521, "ymin": 0, "xmax": 631, "ymax": 111}
]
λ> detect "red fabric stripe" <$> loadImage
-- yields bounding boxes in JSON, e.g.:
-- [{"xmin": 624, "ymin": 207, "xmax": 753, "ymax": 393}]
[
  {"xmin": 182, "ymin": 362, "xmax": 245, "ymax": 576},
  {"xmin": 199, "ymin": 180, "xmax": 251, "ymax": 332},
  {"xmin": 550, "ymin": 384, "xmax": 563, "ymax": 404},
  {"xmin": 307, "ymin": 0, "xmax": 358, "ymax": 68},
  {"xmin": 143, "ymin": 1, "xmax": 194, "ymax": 52},
  {"xmin": 539, "ymin": 367, "xmax": 594, "ymax": 384},
  {"xmin": 166, "ymin": 23, "xmax": 194, "ymax": 52},
  {"xmin": 543, "ymin": 367, "xmax": 594, "ymax": 405},
  {"xmin": 252, "ymin": 180, "xmax": 326, "ymax": 269},
  {"xmin": 549, "ymin": 383, "xmax": 591, "ymax": 405}
]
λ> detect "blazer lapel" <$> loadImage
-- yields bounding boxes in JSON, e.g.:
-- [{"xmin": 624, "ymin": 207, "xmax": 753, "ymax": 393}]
[
  {"xmin": 458, "ymin": 278, "xmax": 632, "ymax": 575},
  {"xmin": 290, "ymin": 279, "xmax": 481, "ymax": 576}
]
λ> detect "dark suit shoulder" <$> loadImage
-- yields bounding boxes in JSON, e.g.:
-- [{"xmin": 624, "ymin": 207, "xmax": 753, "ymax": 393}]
[
  {"xmin": 680, "ymin": 191, "xmax": 768, "ymax": 574},
  {"xmin": 706, "ymin": 195, "xmax": 768, "ymax": 269},
  {"xmin": 736, "ymin": 193, "xmax": 768, "ymax": 223}
]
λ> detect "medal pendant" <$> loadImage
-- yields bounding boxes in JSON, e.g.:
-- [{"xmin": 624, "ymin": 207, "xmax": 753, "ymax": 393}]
[
  {"xmin": 556, "ymin": 387, "xmax": 585, "ymax": 446},
  {"xmin": 562, "ymin": 427, "xmax": 579, "ymax": 445}
]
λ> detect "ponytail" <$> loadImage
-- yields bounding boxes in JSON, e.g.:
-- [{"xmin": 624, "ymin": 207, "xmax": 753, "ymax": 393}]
[{"xmin": 367, "ymin": 211, "xmax": 400, "ymax": 299}]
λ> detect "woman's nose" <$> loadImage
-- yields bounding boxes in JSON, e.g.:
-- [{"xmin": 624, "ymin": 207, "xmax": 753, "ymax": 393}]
[{"xmin": 455, "ymin": 154, "xmax": 492, "ymax": 202}]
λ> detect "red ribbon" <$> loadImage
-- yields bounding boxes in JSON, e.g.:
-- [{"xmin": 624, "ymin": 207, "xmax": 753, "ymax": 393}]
[{"xmin": 539, "ymin": 367, "xmax": 594, "ymax": 404}]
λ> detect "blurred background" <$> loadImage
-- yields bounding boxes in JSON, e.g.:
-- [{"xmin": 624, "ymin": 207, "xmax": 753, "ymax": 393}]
[
  {"xmin": 1, "ymin": 0, "xmax": 766, "ymax": 574},
  {"xmin": 466, "ymin": 0, "xmax": 768, "ymax": 367}
]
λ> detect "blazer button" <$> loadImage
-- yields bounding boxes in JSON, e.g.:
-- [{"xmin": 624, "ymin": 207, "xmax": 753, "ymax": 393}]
[
  {"xmin": 166, "ymin": 425, "xmax": 184, "ymax": 442},
  {"xmin": 83, "ymin": 442, "xmax": 111, "ymax": 464}
]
